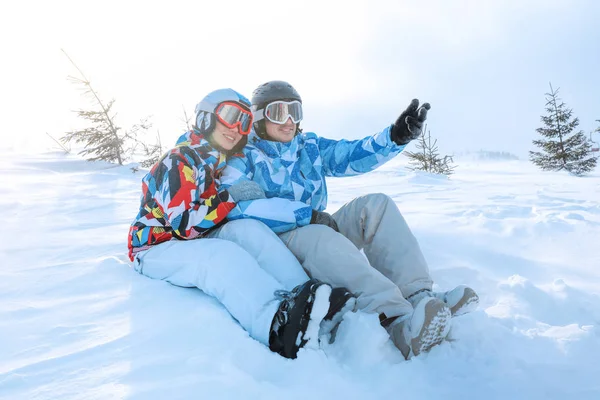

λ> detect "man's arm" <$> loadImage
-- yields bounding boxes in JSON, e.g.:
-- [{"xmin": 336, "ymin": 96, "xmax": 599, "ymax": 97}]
[
  {"xmin": 318, "ymin": 99, "xmax": 431, "ymax": 177},
  {"xmin": 227, "ymin": 197, "xmax": 313, "ymax": 233},
  {"xmin": 221, "ymin": 154, "xmax": 313, "ymax": 233},
  {"xmin": 317, "ymin": 125, "xmax": 405, "ymax": 177}
]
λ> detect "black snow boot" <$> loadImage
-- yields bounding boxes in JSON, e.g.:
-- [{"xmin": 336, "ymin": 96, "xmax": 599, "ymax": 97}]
[
  {"xmin": 269, "ymin": 279, "xmax": 332, "ymax": 359},
  {"xmin": 319, "ymin": 287, "xmax": 357, "ymax": 343}
]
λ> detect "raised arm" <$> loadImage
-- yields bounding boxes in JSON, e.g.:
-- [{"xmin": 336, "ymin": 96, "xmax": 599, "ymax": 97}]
[
  {"xmin": 318, "ymin": 99, "xmax": 431, "ymax": 177},
  {"xmin": 317, "ymin": 126, "xmax": 405, "ymax": 177}
]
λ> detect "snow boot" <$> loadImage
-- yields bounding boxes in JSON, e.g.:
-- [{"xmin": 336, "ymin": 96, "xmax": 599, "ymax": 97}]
[
  {"xmin": 268, "ymin": 279, "xmax": 332, "ymax": 359},
  {"xmin": 318, "ymin": 287, "xmax": 357, "ymax": 343},
  {"xmin": 407, "ymin": 285, "xmax": 479, "ymax": 317},
  {"xmin": 433, "ymin": 285, "xmax": 479, "ymax": 316},
  {"xmin": 387, "ymin": 297, "xmax": 451, "ymax": 359}
]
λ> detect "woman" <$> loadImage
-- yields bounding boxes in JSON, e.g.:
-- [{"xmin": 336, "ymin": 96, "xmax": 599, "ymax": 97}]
[
  {"xmin": 127, "ymin": 88, "xmax": 341, "ymax": 359},
  {"xmin": 221, "ymin": 81, "xmax": 479, "ymax": 359}
]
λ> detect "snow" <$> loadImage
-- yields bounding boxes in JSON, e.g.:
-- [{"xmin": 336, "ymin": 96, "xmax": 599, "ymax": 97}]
[
  {"xmin": 301, "ymin": 284, "xmax": 332, "ymax": 350},
  {"xmin": 1, "ymin": 149, "xmax": 599, "ymax": 400}
]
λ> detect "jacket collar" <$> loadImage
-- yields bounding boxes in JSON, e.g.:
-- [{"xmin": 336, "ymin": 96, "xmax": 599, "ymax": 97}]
[
  {"xmin": 177, "ymin": 129, "xmax": 227, "ymax": 168},
  {"xmin": 249, "ymin": 131, "xmax": 300, "ymax": 159}
]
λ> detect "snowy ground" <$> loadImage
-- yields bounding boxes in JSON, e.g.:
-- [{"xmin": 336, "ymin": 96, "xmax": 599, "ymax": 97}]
[{"xmin": 1, "ymin": 148, "xmax": 599, "ymax": 400}]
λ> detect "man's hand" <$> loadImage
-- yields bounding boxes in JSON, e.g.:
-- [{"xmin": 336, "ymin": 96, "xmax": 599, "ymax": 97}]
[
  {"xmin": 310, "ymin": 210, "xmax": 339, "ymax": 232},
  {"xmin": 390, "ymin": 99, "xmax": 431, "ymax": 145},
  {"xmin": 227, "ymin": 180, "xmax": 266, "ymax": 202}
]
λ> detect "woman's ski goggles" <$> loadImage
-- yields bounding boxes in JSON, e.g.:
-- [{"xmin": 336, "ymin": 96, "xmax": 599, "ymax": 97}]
[
  {"xmin": 256, "ymin": 100, "xmax": 303, "ymax": 125},
  {"xmin": 215, "ymin": 101, "xmax": 254, "ymax": 135}
]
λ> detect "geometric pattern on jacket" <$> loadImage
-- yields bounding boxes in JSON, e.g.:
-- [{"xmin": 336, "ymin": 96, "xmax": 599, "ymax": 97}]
[
  {"xmin": 219, "ymin": 124, "xmax": 405, "ymax": 233},
  {"xmin": 128, "ymin": 130, "xmax": 235, "ymax": 260}
]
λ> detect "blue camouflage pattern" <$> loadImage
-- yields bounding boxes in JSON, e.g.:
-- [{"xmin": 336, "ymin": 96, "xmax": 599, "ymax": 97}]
[{"xmin": 215, "ymin": 125, "xmax": 406, "ymax": 233}]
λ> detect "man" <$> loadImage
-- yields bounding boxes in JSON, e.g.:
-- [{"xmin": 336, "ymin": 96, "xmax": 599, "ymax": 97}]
[{"xmin": 221, "ymin": 81, "xmax": 479, "ymax": 359}]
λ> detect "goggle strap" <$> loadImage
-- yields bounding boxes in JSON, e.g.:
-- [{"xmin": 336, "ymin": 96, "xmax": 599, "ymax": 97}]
[{"xmin": 254, "ymin": 108, "xmax": 265, "ymax": 122}]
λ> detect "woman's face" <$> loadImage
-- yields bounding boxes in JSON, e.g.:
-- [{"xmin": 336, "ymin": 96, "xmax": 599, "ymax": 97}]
[
  {"xmin": 265, "ymin": 117, "xmax": 296, "ymax": 143},
  {"xmin": 211, "ymin": 121, "xmax": 244, "ymax": 151}
]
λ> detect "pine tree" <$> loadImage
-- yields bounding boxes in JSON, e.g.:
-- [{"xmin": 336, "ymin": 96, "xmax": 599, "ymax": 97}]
[
  {"xmin": 529, "ymin": 83, "xmax": 597, "ymax": 176},
  {"xmin": 591, "ymin": 120, "xmax": 600, "ymax": 156},
  {"xmin": 180, "ymin": 105, "xmax": 193, "ymax": 132},
  {"xmin": 61, "ymin": 50, "xmax": 161, "ymax": 166},
  {"xmin": 405, "ymin": 125, "xmax": 455, "ymax": 176},
  {"xmin": 137, "ymin": 130, "xmax": 164, "ymax": 168}
]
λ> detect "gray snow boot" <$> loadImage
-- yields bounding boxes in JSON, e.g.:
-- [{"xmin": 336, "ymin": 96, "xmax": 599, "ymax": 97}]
[
  {"xmin": 408, "ymin": 285, "xmax": 479, "ymax": 317},
  {"xmin": 387, "ymin": 297, "xmax": 451, "ymax": 359}
]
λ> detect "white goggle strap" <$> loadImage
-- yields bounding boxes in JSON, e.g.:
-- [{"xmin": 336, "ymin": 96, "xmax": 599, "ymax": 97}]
[{"xmin": 253, "ymin": 107, "xmax": 265, "ymax": 122}]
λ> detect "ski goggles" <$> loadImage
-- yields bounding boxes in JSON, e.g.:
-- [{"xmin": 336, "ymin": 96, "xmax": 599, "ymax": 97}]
[
  {"xmin": 215, "ymin": 101, "xmax": 253, "ymax": 135},
  {"xmin": 255, "ymin": 100, "xmax": 303, "ymax": 125}
]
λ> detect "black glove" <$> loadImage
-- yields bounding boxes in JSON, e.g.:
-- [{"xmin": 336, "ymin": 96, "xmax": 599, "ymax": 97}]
[
  {"xmin": 310, "ymin": 210, "xmax": 339, "ymax": 232},
  {"xmin": 390, "ymin": 99, "xmax": 431, "ymax": 145}
]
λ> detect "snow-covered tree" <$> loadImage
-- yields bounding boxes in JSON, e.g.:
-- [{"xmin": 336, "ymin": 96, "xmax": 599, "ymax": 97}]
[
  {"xmin": 529, "ymin": 84, "xmax": 596, "ymax": 176},
  {"xmin": 405, "ymin": 125, "xmax": 455, "ymax": 176}
]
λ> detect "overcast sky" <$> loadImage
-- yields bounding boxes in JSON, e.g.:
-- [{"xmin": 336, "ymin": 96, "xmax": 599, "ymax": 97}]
[{"xmin": 1, "ymin": 0, "xmax": 598, "ymax": 156}]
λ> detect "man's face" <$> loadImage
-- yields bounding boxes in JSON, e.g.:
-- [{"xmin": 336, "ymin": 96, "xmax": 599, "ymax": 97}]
[{"xmin": 264, "ymin": 117, "xmax": 296, "ymax": 143}]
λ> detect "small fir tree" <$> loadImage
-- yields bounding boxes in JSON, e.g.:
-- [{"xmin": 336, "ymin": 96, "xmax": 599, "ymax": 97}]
[
  {"xmin": 405, "ymin": 125, "xmax": 455, "ymax": 176},
  {"xmin": 590, "ymin": 120, "xmax": 600, "ymax": 154},
  {"xmin": 61, "ymin": 50, "xmax": 161, "ymax": 166},
  {"xmin": 136, "ymin": 130, "xmax": 164, "ymax": 168},
  {"xmin": 180, "ymin": 105, "xmax": 193, "ymax": 132},
  {"xmin": 529, "ymin": 83, "xmax": 597, "ymax": 176}
]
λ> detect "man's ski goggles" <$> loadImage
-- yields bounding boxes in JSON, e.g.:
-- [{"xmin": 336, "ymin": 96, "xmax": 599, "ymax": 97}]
[
  {"xmin": 256, "ymin": 100, "xmax": 303, "ymax": 125},
  {"xmin": 215, "ymin": 101, "xmax": 253, "ymax": 135}
]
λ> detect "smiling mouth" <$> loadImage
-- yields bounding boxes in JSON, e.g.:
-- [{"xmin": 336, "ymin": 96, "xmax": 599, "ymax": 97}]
[{"xmin": 223, "ymin": 134, "xmax": 236, "ymax": 142}]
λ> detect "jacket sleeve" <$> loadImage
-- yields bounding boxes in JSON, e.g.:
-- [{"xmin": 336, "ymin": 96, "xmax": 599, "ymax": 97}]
[
  {"xmin": 158, "ymin": 151, "xmax": 235, "ymax": 239},
  {"xmin": 317, "ymin": 125, "xmax": 406, "ymax": 177},
  {"xmin": 220, "ymin": 154, "xmax": 313, "ymax": 233},
  {"xmin": 226, "ymin": 198, "xmax": 312, "ymax": 233}
]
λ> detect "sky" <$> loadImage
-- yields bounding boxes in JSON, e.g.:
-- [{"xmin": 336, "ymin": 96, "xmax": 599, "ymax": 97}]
[{"xmin": 1, "ymin": 0, "xmax": 599, "ymax": 157}]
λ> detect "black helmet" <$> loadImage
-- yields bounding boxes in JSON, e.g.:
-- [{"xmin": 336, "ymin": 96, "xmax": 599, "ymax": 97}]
[
  {"xmin": 251, "ymin": 81, "xmax": 302, "ymax": 137},
  {"xmin": 251, "ymin": 80, "xmax": 302, "ymax": 109}
]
